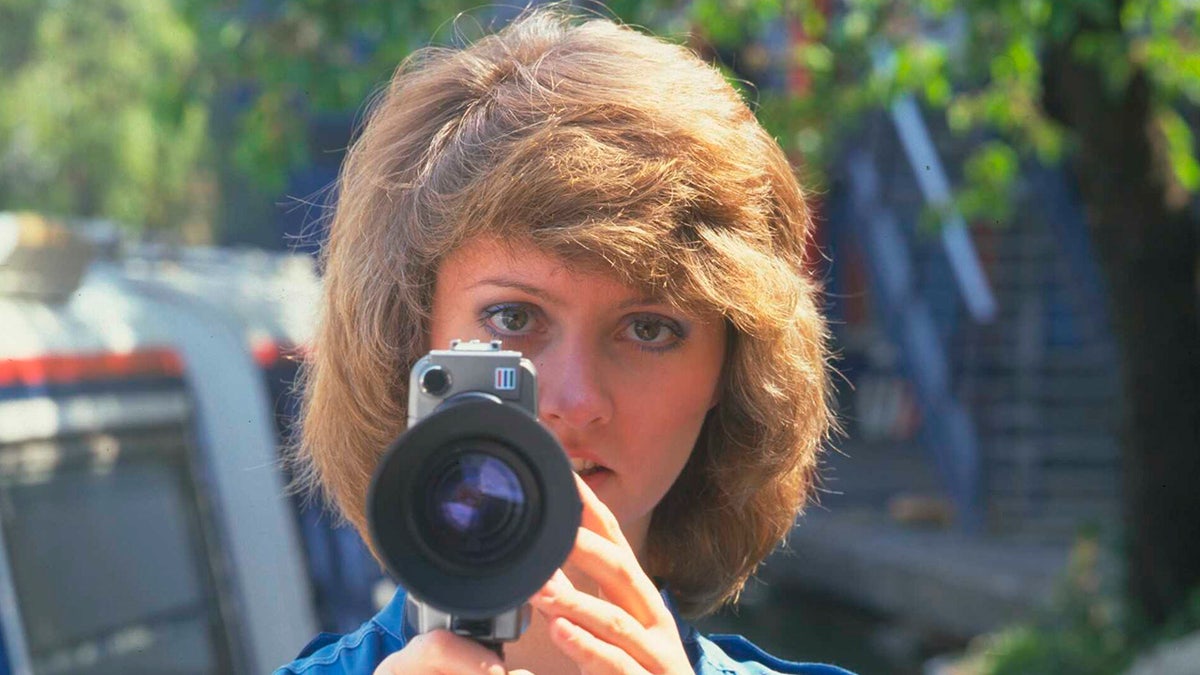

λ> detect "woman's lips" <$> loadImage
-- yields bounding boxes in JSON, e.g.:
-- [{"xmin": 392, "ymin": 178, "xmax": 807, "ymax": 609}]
[
  {"xmin": 579, "ymin": 467, "xmax": 612, "ymax": 489},
  {"xmin": 566, "ymin": 447, "xmax": 611, "ymax": 476},
  {"xmin": 568, "ymin": 456, "xmax": 605, "ymax": 474}
]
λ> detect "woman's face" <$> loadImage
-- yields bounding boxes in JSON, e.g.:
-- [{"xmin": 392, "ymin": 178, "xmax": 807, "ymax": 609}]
[{"xmin": 429, "ymin": 236, "xmax": 726, "ymax": 558}]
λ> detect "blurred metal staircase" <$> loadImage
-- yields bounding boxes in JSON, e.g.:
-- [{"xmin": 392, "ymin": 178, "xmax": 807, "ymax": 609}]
[
  {"xmin": 965, "ymin": 167, "xmax": 1120, "ymax": 539},
  {"xmin": 828, "ymin": 105, "xmax": 1120, "ymax": 541},
  {"xmin": 770, "ymin": 104, "xmax": 1120, "ymax": 641}
]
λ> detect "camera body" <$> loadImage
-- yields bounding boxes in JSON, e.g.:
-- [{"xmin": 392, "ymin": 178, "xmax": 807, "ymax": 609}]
[
  {"xmin": 408, "ymin": 339, "xmax": 537, "ymax": 427},
  {"xmin": 404, "ymin": 339, "xmax": 538, "ymax": 643},
  {"xmin": 368, "ymin": 339, "xmax": 581, "ymax": 653}
]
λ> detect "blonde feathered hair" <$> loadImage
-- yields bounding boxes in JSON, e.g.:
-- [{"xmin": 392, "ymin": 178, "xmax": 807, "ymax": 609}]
[{"xmin": 294, "ymin": 7, "xmax": 835, "ymax": 619}]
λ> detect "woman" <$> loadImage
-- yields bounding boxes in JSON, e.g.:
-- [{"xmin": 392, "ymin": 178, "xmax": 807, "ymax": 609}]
[{"xmin": 278, "ymin": 7, "xmax": 852, "ymax": 675}]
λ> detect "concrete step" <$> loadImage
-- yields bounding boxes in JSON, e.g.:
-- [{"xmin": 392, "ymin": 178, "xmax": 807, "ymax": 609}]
[
  {"xmin": 966, "ymin": 377, "xmax": 1119, "ymax": 404},
  {"xmin": 985, "ymin": 464, "xmax": 1120, "ymax": 499},
  {"xmin": 987, "ymin": 499, "xmax": 1119, "ymax": 538},
  {"xmin": 981, "ymin": 436, "xmax": 1119, "ymax": 463},
  {"xmin": 768, "ymin": 511, "xmax": 1070, "ymax": 639}
]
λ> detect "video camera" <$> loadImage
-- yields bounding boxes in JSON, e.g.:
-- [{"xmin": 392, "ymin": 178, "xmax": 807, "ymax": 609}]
[{"xmin": 368, "ymin": 340, "xmax": 582, "ymax": 655}]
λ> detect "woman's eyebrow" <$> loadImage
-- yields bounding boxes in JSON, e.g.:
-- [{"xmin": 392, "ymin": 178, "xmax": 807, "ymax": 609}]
[
  {"xmin": 468, "ymin": 278, "xmax": 563, "ymax": 305},
  {"xmin": 616, "ymin": 296, "xmax": 667, "ymax": 310},
  {"xmin": 468, "ymin": 278, "xmax": 662, "ymax": 311}
]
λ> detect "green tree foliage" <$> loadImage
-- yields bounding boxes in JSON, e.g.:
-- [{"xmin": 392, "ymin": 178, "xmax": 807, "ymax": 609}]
[
  {"xmin": 0, "ymin": 0, "xmax": 209, "ymax": 232},
  {"xmin": 2, "ymin": 1, "xmax": 1196, "ymax": 237},
  {"xmin": 957, "ymin": 532, "xmax": 1200, "ymax": 674},
  {"xmin": 177, "ymin": 0, "xmax": 484, "ymax": 193},
  {"xmin": 0, "ymin": 0, "xmax": 484, "ymax": 232},
  {"xmin": 968, "ymin": 535, "xmax": 1133, "ymax": 675},
  {"xmin": 685, "ymin": 1, "xmax": 1198, "ymax": 222}
]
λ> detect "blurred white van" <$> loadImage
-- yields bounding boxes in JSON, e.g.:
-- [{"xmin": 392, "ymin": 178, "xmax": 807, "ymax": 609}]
[{"xmin": 0, "ymin": 213, "xmax": 383, "ymax": 675}]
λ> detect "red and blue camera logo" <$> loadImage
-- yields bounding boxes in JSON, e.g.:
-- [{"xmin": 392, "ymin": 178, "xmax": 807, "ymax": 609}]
[{"xmin": 494, "ymin": 367, "xmax": 517, "ymax": 391}]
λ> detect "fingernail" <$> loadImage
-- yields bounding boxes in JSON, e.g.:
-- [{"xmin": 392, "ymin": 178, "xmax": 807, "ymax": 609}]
[
  {"xmin": 548, "ymin": 569, "xmax": 570, "ymax": 590},
  {"xmin": 536, "ymin": 570, "xmax": 567, "ymax": 599}
]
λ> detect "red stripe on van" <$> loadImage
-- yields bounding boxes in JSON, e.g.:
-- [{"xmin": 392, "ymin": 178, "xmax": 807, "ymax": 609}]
[
  {"xmin": 252, "ymin": 340, "xmax": 308, "ymax": 368},
  {"xmin": 0, "ymin": 348, "xmax": 185, "ymax": 388},
  {"xmin": 253, "ymin": 340, "xmax": 282, "ymax": 368}
]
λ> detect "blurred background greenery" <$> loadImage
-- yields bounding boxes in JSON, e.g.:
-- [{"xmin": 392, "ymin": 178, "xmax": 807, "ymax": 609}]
[
  {"xmin": 2, "ymin": 1, "xmax": 1198, "ymax": 673},
  {"xmin": 3, "ymin": 1, "xmax": 1197, "ymax": 240}
]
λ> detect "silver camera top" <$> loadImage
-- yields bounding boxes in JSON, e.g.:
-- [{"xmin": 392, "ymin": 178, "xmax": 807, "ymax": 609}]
[{"xmin": 407, "ymin": 339, "xmax": 538, "ymax": 428}]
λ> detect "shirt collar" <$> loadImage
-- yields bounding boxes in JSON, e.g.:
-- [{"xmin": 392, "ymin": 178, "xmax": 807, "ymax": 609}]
[{"xmin": 660, "ymin": 586, "xmax": 704, "ymax": 666}]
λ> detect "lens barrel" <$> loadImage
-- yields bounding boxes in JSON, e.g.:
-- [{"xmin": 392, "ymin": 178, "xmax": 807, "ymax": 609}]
[{"xmin": 368, "ymin": 398, "xmax": 580, "ymax": 619}]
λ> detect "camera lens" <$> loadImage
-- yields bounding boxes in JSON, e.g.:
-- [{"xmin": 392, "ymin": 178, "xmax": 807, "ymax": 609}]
[
  {"xmin": 368, "ymin": 397, "xmax": 580, "ymax": 617},
  {"xmin": 420, "ymin": 366, "xmax": 451, "ymax": 396},
  {"xmin": 422, "ymin": 451, "xmax": 527, "ymax": 566}
]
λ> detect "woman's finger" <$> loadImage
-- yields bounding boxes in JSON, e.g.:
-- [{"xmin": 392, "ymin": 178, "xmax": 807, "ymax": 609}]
[
  {"xmin": 566, "ymin": 527, "xmax": 672, "ymax": 628},
  {"xmin": 570, "ymin": 474, "xmax": 675, "ymax": 628},
  {"xmin": 531, "ymin": 570, "xmax": 664, "ymax": 671},
  {"xmin": 573, "ymin": 473, "xmax": 628, "ymax": 546},
  {"xmin": 547, "ymin": 615, "xmax": 646, "ymax": 675}
]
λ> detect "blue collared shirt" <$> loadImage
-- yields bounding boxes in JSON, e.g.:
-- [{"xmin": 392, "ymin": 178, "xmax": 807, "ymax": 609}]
[{"xmin": 274, "ymin": 587, "xmax": 856, "ymax": 675}]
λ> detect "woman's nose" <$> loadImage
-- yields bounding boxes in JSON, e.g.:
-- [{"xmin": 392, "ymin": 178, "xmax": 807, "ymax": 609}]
[{"xmin": 536, "ymin": 339, "xmax": 613, "ymax": 432}]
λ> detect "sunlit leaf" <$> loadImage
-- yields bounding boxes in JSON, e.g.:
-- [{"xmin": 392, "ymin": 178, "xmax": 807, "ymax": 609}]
[{"xmin": 1159, "ymin": 107, "xmax": 1200, "ymax": 192}]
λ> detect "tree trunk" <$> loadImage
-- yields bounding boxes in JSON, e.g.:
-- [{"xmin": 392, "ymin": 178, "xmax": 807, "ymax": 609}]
[{"xmin": 1043, "ymin": 19, "xmax": 1200, "ymax": 625}]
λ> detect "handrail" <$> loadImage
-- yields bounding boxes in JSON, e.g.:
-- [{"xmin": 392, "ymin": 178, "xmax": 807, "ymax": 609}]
[
  {"xmin": 890, "ymin": 97, "xmax": 998, "ymax": 323},
  {"xmin": 846, "ymin": 148, "xmax": 984, "ymax": 532}
]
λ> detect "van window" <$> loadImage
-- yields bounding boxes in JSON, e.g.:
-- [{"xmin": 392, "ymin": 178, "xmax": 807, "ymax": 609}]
[{"xmin": 0, "ymin": 423, "xmax": 239, "ymax": 674}]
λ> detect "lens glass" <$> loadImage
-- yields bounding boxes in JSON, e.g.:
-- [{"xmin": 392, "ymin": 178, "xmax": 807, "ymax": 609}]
[{"xmin": 425, "ymin": 452, "xmax": 526, "ymax": 564}]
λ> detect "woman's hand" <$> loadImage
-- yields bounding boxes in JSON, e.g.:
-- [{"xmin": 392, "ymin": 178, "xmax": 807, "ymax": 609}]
[
  {"xmin": 529, "ymin": 474, "xmax": 694, "ymax": 675},
  {"xmin": 372, "ymin": 630, "xmax": 533, "ymax": 675}
]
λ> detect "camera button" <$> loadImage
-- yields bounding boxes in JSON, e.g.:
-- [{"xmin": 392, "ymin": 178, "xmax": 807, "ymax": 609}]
[{"xmin": 420, "ymin": 366, "xmax": 452, "ymax": 396}]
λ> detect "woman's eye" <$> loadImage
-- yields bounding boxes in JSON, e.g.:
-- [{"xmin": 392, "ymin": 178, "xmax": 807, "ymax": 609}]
[
  {"xmin": 481, "ymin": 304, "xmax": 534, "ymax": 335},
  {"xmin": 626, "ymin": 317, "xmax": 681, "ymax": 347}
]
